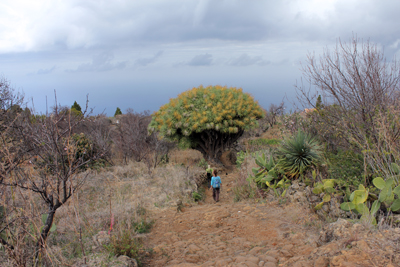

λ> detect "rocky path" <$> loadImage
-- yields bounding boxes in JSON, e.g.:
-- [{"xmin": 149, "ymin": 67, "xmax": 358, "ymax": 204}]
[
  {"xmin": 144, "ymin": 169, "xmax": 400, "ymax": 267},
  {"xmin": 144, "ymin": 170, "xmax": 319, "ymax": 267}
]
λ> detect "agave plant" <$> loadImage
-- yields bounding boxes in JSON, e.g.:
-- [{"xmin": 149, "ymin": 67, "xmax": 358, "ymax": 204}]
[{"xmin": 276, "ymin": 130, "xmax": 322, "ymax": 179}]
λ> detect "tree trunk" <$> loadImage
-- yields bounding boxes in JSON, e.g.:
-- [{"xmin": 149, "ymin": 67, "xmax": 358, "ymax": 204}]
[
  {"xmin": 192, "ymin": 129, "xmax": 244, "ymax": 163},
  {"xmin": 35, "ymin": 208, "xmax": 56, "ymax": 261}
]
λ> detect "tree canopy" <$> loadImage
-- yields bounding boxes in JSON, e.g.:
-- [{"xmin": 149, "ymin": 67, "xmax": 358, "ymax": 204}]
[
  {"xmin": 71, "ymin": 101, "xmax": 81, "ymax": 112},
  {"xmin": 149, "ymin": 85, "xmax": 264, "ymax": 161},
  {"xmin": 114, "ymin": 107, "xmax": 122, "ymax": 116}
]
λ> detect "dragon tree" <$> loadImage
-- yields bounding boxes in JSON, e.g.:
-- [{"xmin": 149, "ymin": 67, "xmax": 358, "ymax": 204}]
[{"xmin": 148, "ymin": 85, "xmax": 264, "ymax": 161}]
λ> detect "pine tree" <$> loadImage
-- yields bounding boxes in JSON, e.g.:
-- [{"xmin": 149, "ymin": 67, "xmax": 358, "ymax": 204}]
[
  {"xmin": 71, "ymin": 101, "xmax": 82, "ymax": 112},
  {"xmin": 149, "ymin": 85, "xmax": 264, "ymax": 161},
  {"xmin": 315, "ymin": 95, "xmax": 323, "ymax": 110},
  {"xmin": 114, "ymin": 107, "xmax": 122, "ymax": 116}
]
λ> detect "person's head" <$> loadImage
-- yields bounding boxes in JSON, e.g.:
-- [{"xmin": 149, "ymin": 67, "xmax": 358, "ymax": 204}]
[{"xmin": 212, "ymin": 170, "xmax": 218, "ymax": 177}]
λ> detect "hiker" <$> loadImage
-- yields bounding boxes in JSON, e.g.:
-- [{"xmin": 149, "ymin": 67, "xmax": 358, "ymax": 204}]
[
  {"xmin": 206, "ymin": 165, "xmax": 212, "ymax": 185},
  {"xmin": 210, "ymin": 170, "xmax": 222, "ymax": 202}
]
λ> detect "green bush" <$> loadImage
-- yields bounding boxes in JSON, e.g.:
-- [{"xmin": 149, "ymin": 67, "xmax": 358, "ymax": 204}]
[
  {"xmin": 236, "ymin": 149, "xmax": 272, "ymax": 168},
  {"xmin": 325, "ymin": 150, "xmax": 364, "ymax": 187},
  {"xmin": 192, "ymin": 187, "xmax": 206, "ymax": 202},
  {"xmin": 248, "ymin": 138, "xmax": 281, "ymax": 146},
  {"xmin": 114, "ymin": 107, "xmax": 122, "ymax": 116},
  {"xmin": 246, "ymin": 138, "xmax": 281, "ymax": 153},
  {"xmin": 105, "ymin": 230, "xmax": 142, "ymax": 261},
  {"xmin": 197, "ymin": 158, "xmax": 208, "ymax": 169},
  {"xmin": 133, "ymin": 219, "xmax": 154, "ymax": 234},
  {"xmin": 192, "ymin": 191, "xmax": 203, "ymax": 202},
  {"xmin": 236, "ymin": 151, "xmax": 248, "ymax": 168},
  {"xmin": 72, "ymin": 133, "xmax": 108, "ymax": 170}
]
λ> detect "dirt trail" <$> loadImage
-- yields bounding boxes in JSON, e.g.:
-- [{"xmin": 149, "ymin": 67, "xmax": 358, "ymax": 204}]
[
  {"xmin": 144, "ymin": 162, "xmax": 399, "ymax": 267},
  {"xmin": 144, "ymin": 165, "xmax": 321, "ymax": 267}
]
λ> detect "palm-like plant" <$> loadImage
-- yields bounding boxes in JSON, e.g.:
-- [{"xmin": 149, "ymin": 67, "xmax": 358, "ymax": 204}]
[{"xmin": 277, "ymin": 131, "xmax": 322, "ymax": 179}]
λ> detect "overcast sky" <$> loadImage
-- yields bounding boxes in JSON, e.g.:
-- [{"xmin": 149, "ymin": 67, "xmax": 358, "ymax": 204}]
[{"xmin": 1, "ymin": 0, "xmax": 400, "ymax": 115}]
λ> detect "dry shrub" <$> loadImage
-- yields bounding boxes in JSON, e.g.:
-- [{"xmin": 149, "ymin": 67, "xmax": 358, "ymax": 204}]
[
  {"xmin": 233, "ymin": 155, "xmax": 259, "ymax": 202},
  {"xmin": 169, "ymin": 149, "xmax": 203, "ymax": 166},
  {"xmin": 0, "ymin": 140, "xmax": 204, "ymax": 266},
  {"xmin": 0, "ymin": 173, "xmax": 93, "ymax": 266},
  {"xmin": 261, "ymin": 123, "xmax": 284, "ymax": 140},
  {"xmin": 35, "ymin": 161, "xmax": 202, "ymax": 265}
]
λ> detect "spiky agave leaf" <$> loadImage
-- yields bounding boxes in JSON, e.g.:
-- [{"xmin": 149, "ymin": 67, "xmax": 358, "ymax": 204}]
[{"xmin": 276, "ymin": 131, "xmax": 322, "ymax": 179}]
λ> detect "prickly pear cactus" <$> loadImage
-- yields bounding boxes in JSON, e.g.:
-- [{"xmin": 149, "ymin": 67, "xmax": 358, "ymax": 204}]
[{"xmin": 312, "ymin": 178, "xmax": 337, "ymax": 211}]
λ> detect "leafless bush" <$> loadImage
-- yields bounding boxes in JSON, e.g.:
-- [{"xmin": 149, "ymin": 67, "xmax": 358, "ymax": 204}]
[
  {"xmin": 296, "ymin": 36, "xmax": 400, "ymax": 149},
  {"xmin": 0, "ymin": 93, "xmax": 109, "ymax": 265},
  {"xmin": 78, "ymin": 114, "xmax": 113, "ymax": 166},
  {"xmin": 265, "ymin": 102, "xmax": 285, "ymax": 128},
  {"xmin": 113, "ymin": 109, "xmax": 174, "ymax": 169},
  {"xmin": 296, "ymin": 36, "xmax": 400, "ymax": 177},
  {"xmin": 281, "ymin": 111, "xmax": 310, "ymax": 135},
  {"xmin": 0, "ymin": 76, "xmax": 24, "ymax": 111}
]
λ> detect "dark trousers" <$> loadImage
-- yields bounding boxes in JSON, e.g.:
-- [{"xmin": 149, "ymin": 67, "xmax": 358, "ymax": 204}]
[
  {"xmin": 207, "ymin": 173, "xmax": 211, "ymax": 184},
  {"xmin": 212, "ymin": 188, "xmax": 220, "ymax": 202}
]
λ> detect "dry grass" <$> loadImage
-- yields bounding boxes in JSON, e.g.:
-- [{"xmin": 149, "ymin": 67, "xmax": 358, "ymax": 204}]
[
  {"xmin": 233, "ymin": 155, "xmax": 260, "ymax": 202},
  {"xmin": 261, "ymin": 123, "xmax": 284, "ymax": 140},
  {"xmin": 169, "ymin": 149, "xmax": 203, "ymax": 166},
  {"xmin": 52, "ymin": 161, "xmax": 204, "ymax": 264},
  {"xmin": 0, "ymin": 161, "xmax": 205, "ymax": 266}
]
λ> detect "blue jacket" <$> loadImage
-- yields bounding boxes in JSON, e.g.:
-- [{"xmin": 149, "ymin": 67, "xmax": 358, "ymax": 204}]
[{"xmin": 211, "ymin": 176, "xmax": 221, "ymax": 188}]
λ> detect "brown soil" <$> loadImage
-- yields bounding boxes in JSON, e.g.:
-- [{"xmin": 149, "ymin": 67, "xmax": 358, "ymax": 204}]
[{"xmin": 143, "ymin": 165, "xmax": 400, "ymax": 267}]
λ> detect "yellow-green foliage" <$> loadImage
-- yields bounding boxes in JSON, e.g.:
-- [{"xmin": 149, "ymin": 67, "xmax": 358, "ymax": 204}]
[{"xmin": 149, "ymin": 85, "xmax": 264, "ymax": 140}]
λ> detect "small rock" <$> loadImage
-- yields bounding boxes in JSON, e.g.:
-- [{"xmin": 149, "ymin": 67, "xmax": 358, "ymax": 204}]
[
  {"xmin": 244, "ymin": 262, "xmax": 259, "ymax": 267},
  {"xmin": 292, "ymin": 261, "xmax": 308, "ymax": 267},
  {"xmin": 318, "ymin": 218, "xmax": 351, "ymax": 245},
  {"xmin": 265, "ymin": 249, "xmax": 279, "ymax": 259},
  {"xmin": 215, "ymin": 258, "xmax": 233, "ymax": 267},
  {"xmin": 280, "ymin": 249, "xmax": 292, "ymax": 257},
  {"xmin": 264, "ymin": 255, "xmax": 277, "ymax": 263},
  {"xmin": 185, "ymin": 254, "xmax": 200, "ymax": 263},
  {"xmin": 249, "ymin": 246, "xmax": 266, "ymax": 255},
  {"xmin": 116, "ymin": 255, "xmax": 138, "ymax": 267},
  {"xmin": 243, "ymin": 241, "xmax": 252, "ymax": 248},
  {"xmin": 291, "ymin": 182, "xmax": 300, "ymax": 190},
  {"xmin": 310, "ymin": 196, "xmax": 320, "ymax": 202},
  {"xmin": 281, "ymin": 244, "xmax": 294, "ymax": 251},
  {"xmin": 93, "ymin": 231, "xmax": 110, "ymax": 246},
  {"xmin": 355, "ymin": 240, "xmax": 370, "ymax": 251},
  {"xmin": 188, "ymin": 244, "xmax": 200, "ymax": 253},
  {"xmin": 314, "ymin": 256, "xmax": 329, "ymax": 267},
  {"xmin": 246, "ymin": 256, "xmax": 260, "ymax": 264},
  {"xmin": 234, "ymin": 256, "xmax": 248, "ymax": 263}
]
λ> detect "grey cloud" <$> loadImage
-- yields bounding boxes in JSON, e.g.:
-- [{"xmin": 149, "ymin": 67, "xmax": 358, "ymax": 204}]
[
  {"xmin": 66, "ymin": 52, "xmax": 127, "ymax": 72},
  {"xmin": 36, "ymin": 66, "xmax": 56, "ymax": 75},
  {"xmin": 187, "ymin": 53, "xmax": 213, "ymax": 66},
  {"xmin": 6, "ymin": 0, "xmax": 400, "ymax": 53},
  {"xmin": 13, "ymin": 1, "xmax": 277, "ymax": 52},
  {"xmin": 228, "ymin": 54, "xmax": 270, "ymax": 66},
  {"xmin": 26, "ymin": 65, "xmax": 56, "ymax": 76},
  {"xmin": 135, "ymin": 51, "xmax": 163, "ymax": 67}
]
